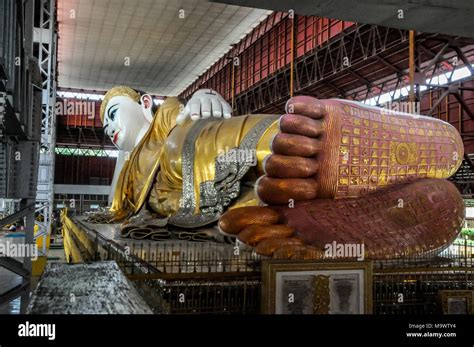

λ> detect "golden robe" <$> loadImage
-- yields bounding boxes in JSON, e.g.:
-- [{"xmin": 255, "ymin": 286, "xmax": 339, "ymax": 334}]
[{"xmin": 111, "ymin": 97, "xmax": 279, "ymax": 225}]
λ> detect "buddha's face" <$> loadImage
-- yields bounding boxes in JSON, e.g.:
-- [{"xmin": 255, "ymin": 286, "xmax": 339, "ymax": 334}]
[{"xmin": 103, "ymin": 95, "xmax": 147, "ymax": 151}]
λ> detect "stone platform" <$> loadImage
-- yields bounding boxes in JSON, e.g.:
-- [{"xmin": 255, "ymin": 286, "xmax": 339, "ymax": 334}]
[{"xmin": 27, "ymin": 261, "xmax": 153, "ymax": 314}]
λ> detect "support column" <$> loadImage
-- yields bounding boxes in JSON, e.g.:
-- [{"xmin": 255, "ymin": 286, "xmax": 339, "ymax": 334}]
[
  {"xmin": 409, "ymin": 30, "xmax": 416, "ymax": 105},
  {"xmin": 34, "ymin": 0, "xmax": 57, "ymax": 251},
  {"xmin": 290, "ymin": 14, "xmax": 296, "ymax": 98}
]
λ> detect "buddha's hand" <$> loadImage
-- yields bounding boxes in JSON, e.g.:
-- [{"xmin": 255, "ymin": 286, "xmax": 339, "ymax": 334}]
[{"xmin": 176, "ymin": 89, "xmax": 232, "ymax": 125}]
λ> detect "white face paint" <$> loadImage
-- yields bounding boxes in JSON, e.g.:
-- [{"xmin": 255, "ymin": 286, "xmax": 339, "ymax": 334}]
[{"xmin": 103, "ymin": 95, "xmax": 148, "ymax": 151}]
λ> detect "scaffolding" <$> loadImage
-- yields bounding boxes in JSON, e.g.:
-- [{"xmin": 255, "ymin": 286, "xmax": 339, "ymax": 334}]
[
  {"xmin": 0, "ymin": 0, "xmax": 57, "ymax": 310},
  {"xmin": 35, "ymin": 0, "xmax": 58, "ymax": 256}
]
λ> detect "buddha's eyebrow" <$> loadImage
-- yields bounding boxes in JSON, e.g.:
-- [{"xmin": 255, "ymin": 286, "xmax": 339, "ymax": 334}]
[{"xmin": 107, "ymin": 103, "xmax": 118, "ymax": 118}]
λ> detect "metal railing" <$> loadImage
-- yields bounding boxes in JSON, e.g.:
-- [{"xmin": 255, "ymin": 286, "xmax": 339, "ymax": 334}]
[
  {"xmin": 66, "ymin": 212, "xmax": 474, "ymax": 314},
  {"xmin": 373, "ymin": 269, "xmax": 474, "ymax": 314}
]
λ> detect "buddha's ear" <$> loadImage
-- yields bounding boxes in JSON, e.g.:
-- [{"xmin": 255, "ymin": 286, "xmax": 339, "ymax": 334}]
[{"xmin": 140, "ymin": 94, "xmax": 153, "ymax": 122}]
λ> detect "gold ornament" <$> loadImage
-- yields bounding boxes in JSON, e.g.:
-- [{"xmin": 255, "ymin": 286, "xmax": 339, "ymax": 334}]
[
  {"xmin": 100, "ymin": 86, "xmax": 141, "ymax": 123},
  {"xmin": 313, "ymin": 275, "xmax": 330, "ymax": 314},
  {"xmin": 390, "ymin": 142, "xmax": 418, "ymax": 165}
]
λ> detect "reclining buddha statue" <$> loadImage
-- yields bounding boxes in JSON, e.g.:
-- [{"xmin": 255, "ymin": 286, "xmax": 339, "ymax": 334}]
[{"xmin": 99, "ymin": 85, "xmax": 465, "ymax": 260}]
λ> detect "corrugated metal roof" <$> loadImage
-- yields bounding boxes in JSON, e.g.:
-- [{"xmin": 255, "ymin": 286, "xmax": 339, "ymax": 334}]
[{"xmin": 57, "ymin": 0, "xmax": 270, "ymax": 95}]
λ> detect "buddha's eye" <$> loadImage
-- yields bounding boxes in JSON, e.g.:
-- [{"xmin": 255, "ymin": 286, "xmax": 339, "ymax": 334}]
[{"xmin": 108, "ymin": 104, "xmax": 118, "ymax": 122}]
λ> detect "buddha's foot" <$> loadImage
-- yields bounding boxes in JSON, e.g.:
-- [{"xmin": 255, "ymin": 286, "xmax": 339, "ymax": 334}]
[
  {"xmin": 219, "ymin": 179, "xmax": 464, "ymax": 260},
  {"xmin": 256, "ymin": 96, "xmax": 463, "ymax": 204}
]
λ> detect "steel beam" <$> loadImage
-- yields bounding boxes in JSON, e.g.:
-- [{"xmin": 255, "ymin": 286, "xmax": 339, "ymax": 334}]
[
  {"xmin": 374, "ymin": 55, "xmax": 403, "ymax": 75},
  {"xmin": 347, "ymin": 68, "xmax": 372, "ymax": 87},
  {"xmin": 0, "ymin": 281, "xmax": 29, "ymax": 306},
  {"xmin": 451, "ymin": 45, "xmax": 474, "ymax": 75},
  {"xmin": 0, "ymin": 202, "xmax": 34, "ymax": 228},
  {"xmin": 0, "ymin": 257, "xmax": 30, "ymax": 278},
  {"xmin": 453, "ymin": 92, "xmax": 474, "ymax": 121},
  {"xmin": 235, "ymin": 24, "xmax": 411, "ymax": 114}
]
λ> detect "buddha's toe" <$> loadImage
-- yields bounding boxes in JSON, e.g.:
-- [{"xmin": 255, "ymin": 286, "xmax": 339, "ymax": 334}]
[
  {"xmin": 255, "ymin": 238, "xmax": 305, "ymax": 257},
  {"xmin": 217, "ymin": 206, "xmax": 280, "ymax": 235},
  {"xmin": 237, "ymin": 224, "xmax": 294, "ymax": 246},
  {"xmin": 255, "ymin": 176, "xmax": 318, "ymax": 204},
  {"xmin": 285, "ymin": 95, "xmax": 326, "ymax": 119},
  {"xmin": 255, "ymin": 97, "xmax": 327, "ymax": 205}
]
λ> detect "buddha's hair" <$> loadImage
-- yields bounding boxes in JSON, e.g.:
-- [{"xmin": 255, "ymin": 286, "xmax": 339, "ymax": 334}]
[{"xmin": 100, "ymin": 86, "xmax": 159, "ymax": 122}]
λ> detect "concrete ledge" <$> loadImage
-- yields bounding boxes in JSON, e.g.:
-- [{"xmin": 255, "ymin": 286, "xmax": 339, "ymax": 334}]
[{"xmin": 27, "ymin": 261, "xmax": 153, "ymax": 314}]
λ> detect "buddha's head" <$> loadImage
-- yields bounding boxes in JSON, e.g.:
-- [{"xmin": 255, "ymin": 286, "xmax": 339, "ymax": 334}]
[{"xmin": 100, "ymin": 86, "xmax": 156, "ymax": 151}]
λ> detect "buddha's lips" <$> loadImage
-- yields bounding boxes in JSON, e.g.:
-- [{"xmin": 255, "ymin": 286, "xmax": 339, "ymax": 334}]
[{"xmin": 113, "ymin": 130, "xmax": 121, "ymax": 144}]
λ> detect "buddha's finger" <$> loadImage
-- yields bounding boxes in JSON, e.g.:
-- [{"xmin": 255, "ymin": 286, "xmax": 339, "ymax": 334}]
[
  {"xmin": 222, "ymin": 101, "xmax": 232, "ymax": 119},
  {"xmin": 200, "ymin": 96, "xmax": 212, "ymax": 118},
  {"xmin": 189, "ymin": 99, "xmax": 201, "ymax": 120},
  {"xmin": 211, "ymin": 97, "xmax": 222, "ymax": 117}
]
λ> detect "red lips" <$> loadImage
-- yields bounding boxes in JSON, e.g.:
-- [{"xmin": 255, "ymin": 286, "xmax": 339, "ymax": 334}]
[{"xmin": 113, "ymin": 130, "xmax": 121, "ymax": 144}]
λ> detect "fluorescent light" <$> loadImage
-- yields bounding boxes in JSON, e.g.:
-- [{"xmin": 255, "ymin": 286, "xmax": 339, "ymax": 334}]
[{"xmin": 57, "ymin": 91, "xmax": 104, "ymax": 100}]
